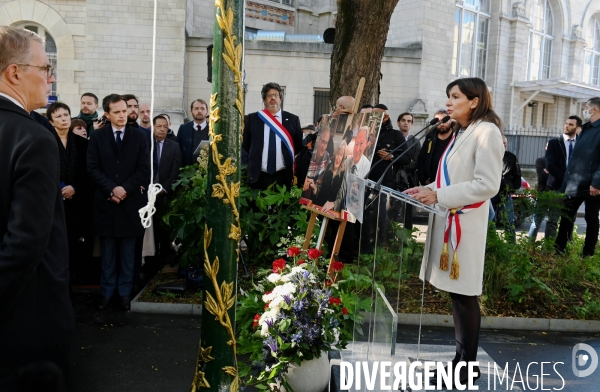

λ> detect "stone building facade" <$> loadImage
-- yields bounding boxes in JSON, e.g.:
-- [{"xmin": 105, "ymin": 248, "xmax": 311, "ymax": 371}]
[{"xmin": 2, "ymin": 0, "xmax": 600, "ymax": 136}]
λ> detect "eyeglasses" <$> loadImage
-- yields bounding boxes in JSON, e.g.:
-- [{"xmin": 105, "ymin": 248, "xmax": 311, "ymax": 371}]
[{"xmin": 16, "ymin": 63, "xmax": 54, "ymax": 78}]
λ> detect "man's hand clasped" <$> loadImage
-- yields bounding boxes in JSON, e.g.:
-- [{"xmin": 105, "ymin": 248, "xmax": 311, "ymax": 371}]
[{"xmin": 110, "ymin": 186, "xmax": 127, "ymax": 204}]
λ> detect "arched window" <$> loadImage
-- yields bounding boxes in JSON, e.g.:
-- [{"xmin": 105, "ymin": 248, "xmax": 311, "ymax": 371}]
[
  {"xmin": 528, "ymin": 0, "xmax": 553, "ymax": 80},
  {"xmin": 452, "ymin": 0, "xmax": 491, "ymax": 79},
  {"xmin": 583, "ymin": 18, "xmax": 600, "ymax": 85},
  {"xmin": 14, "ymin": 23, "xmax": 57, "ymax": 95}
]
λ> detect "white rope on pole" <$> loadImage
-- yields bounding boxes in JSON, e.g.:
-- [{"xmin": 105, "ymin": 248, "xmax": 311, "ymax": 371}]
[{"xmin": 139, "ymin": 0, "xmax": 163, "ymax": 228}]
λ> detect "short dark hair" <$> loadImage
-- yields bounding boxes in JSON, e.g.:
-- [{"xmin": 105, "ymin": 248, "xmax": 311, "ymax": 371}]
[
  {"xmin": 46, "ymin": 102, "xmax": 71, "ymax": 120},
  {"xmin": 159, "ymin": 113, "xmax": 171, "ymax": 122},
  {"xmin": 568, "ymin": 115, "xmax": 583, "ymax": 127},
  {"xmin": 446, "ymin": 77, "xmax": 502, "ymax": 128},
  {"xmin": 261, "ymin": 82, "xmax": 283, "ymax": 100},
  {"xmin": 81, "ymin": 92, "xmax": 98, "ymax": 104},
  {"xmin": 102, "ymin": 94, "xmax": 126, "ymax": 113},
  {"xmin": 121, "ymin": 94, "xmax": 139, "ymax": 104},
  {"xmin": 397, "ymin": 112, "xmax": 414, "ymax": 122},
  {"xmin": 435, "ymin": 109, "xmax": 448, "ymax": 116},
  {"xmin": 374, "ymin": 103, "xmax": 388, "ymax": 110},
  {"xmin": 153, "ymin": 115, "xmax": 167, "ymax": 125},
  {"xmin": 360, "ymin": 104, "xmax": 373, "ymax": 110},
  {"xmin": 70, "ymin": 118, "xmax": 87, "ymax": 132},
  {"xmin": 190, "ymin": 99, "xmax": 208, "ymax": 111}
]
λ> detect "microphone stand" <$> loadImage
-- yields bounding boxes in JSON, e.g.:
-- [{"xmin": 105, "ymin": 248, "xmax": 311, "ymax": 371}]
[
  {"xmin": 364, "ymin": 118, "xmax": 440, "ymax": 179},
  {"xmin": 364, "ymin": 124, "xmax": 441, "ymax": 209}
]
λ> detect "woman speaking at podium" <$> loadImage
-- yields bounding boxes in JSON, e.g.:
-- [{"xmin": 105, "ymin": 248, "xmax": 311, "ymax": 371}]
[{"xmin": 404, "ymin": 77, "xmax": 504, "ymax": 387}]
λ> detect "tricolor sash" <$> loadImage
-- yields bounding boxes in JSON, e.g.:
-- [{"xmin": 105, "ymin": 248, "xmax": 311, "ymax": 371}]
[
  {"xmin": 258, "ymin": 109, "xmax": 295, "ymax": 166},
  {"xmin": 435, "ymin": 132, "xmax": 485, "ymax": 279}
]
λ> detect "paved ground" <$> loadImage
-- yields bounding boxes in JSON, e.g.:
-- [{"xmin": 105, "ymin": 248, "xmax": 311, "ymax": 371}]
[{"xmin": 68, "ymin": 293, "xmax": 200, "ymax": 392}]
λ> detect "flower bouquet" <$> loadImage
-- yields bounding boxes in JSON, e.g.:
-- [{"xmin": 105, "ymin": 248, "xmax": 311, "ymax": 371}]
[{"xmin": 237, "ymin": 246, "xmax": 366, "ymax": 391}]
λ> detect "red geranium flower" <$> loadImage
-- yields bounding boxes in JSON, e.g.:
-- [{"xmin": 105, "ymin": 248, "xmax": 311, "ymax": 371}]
[
  {"xmin": 331, "ymin": 261, "xmax": 344, "ymax": 272},
  {"xmin": 342, "ymin": 308, "xmax": 348, "ymax": 315},
  {"xmin": 252, "ymin": 313, "xmax": 260, "ymax": 328},
  {"xmin": 298, "ymin": 259, "xmax": 306, "ymax": 265},
  {"xmin": 287, "ymin": 247, "xmax": 301, "ymax": 257},
  {"xmin": 307, "ymin": 248, "xmax": 323, "ymax": 260},
  {"xmin": 329, "ymin": 297, "xmax": 341, "ymax": 306},
  {"xmin": 272, "ymin": 258, "xmax": 286, "ymax": 273}
]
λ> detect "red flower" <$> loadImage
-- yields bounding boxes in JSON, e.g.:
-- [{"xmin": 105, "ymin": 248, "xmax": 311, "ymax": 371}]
[
  {"xmin": 272, "ymin": 258, "xmax": 286, "ymax": 273},
  {"xmin": 287, "ymin": 247, "xmax": 301, "ymax": 257},
  {"xmin": 264, "ymin": 303, "xmax": 269, "ymax": 310},
  {"xmin": 324, "ymin": 279, "xmax": 333, "ymax": 286},
  {"xmin": 307, "ymin": 248, "xmax": 323, "ymax": 260},
  {"xmin": 329, "ymin": 297, "xmax": 341, "ymax": 306},
  {"xmin": 253, "ymin": 313, "xmax": 260, "ymax": 328},
  {"xmin": 342, "ymin": 308, "xmax": 348, "ymax": 315},
  {"xmin": 331, "ymin": 261, "xmax": 344, "ymax": 272},
  {"xmin": 298, "ymin": 259, "xmax": 306, "ymax": 265}
]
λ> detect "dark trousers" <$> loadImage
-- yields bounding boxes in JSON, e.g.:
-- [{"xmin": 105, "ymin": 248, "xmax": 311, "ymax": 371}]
[
  {"xmin": 450, "ymin": 292, "xmax": 481, "ymax": 364},
  {"xmin": 249, "ymin": 170, "xmax": 288, "ymax": 190},
  {"xmin": 555, "ymin": 196, "xmax": 600, "ymax": 256},
  {"xmin": 362, "ymin": 193, "xmax": 391, "ymax": 251},
  {"xmin": 325, "ymin": 219, "xmax": 356, "ymax": 263},
  {"xmin": 99, "ymin": 236, "xmax": 136, "ymax": 297}
]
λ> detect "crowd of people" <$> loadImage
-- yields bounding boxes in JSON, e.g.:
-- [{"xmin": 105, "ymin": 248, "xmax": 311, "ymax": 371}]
[{"xmin": 2, "ymin": 24, "xmax": 600, "ymax": 390}]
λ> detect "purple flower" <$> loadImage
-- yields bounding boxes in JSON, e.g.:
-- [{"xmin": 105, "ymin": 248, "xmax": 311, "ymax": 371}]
[{"xmin": 265, "ymin": 336, "xmax": 278, "ymax": 353}]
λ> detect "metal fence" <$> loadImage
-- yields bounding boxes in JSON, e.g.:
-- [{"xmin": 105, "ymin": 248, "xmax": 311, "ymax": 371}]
[{"xmin": 504, "ymin": 127, "xmax": 563, "ymax": 168}]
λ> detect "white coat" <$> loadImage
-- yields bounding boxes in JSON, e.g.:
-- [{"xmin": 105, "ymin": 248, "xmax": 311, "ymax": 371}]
[{"xmin": 419, "ymin": 120, "xmax": 504, "ymax": 296}]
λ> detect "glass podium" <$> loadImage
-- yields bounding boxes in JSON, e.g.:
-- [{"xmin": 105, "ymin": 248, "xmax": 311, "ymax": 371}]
[{"xmin": 340, "ymin": 179, "xmax": 446, "ymax": 390}]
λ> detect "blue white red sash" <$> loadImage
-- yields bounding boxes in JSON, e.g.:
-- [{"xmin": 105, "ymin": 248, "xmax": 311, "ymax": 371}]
[
  {"xmin": 258, "ymin": 109, "xmax": 295, "ymax": 166},
  {"xmin": 435, "ymin": 132, "xmax": 484, "ymax": 278}
]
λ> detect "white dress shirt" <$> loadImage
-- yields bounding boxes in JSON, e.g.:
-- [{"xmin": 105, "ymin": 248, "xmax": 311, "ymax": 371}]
[
  {"xmin": 261, "ymin": 109, "xmax": 285, "ymax": 172},
  {"xmin": 0, "ymin": 92, "xmax": 24, "ymax": 110},
  {"xmin": 195, "ymin": 120, "xmax": 207, "ymax": 131},
  {"xmin": 563, "ymin": 133, "xmax": 576, "ymax": 164},
  {"xmin": 112, "ymin": 125, "xmax": 125, "ymax": 142}
]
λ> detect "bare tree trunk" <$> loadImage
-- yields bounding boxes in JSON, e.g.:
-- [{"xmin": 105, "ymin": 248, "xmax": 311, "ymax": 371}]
[{"xmin": 330, "ymin": 0, "xmax": 399, "ymax": 108}]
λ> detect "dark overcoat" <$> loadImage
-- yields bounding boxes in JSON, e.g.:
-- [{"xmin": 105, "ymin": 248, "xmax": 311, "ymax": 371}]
[
  {"xmin": 242, "ymin": 110, "xmax": 302, "ymax": 186},
  {"xmin": 0, "ymin": 97, "xmax": 74, "ymax": 377},
  {"xmin": 87, "ymin": 124, "xmax": 150, "ymax": 238}
]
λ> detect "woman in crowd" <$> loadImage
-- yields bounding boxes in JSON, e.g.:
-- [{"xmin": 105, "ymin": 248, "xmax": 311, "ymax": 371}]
[
  {"xmin": 70, "ymin": 118, "xmax": 89, "ymax": 138},
  {"xmin": 47, "ymin": 102, "xmax": 92, "ymax": 284},
  {"xmin": 404, "ymin": 77, "xmax": 504, "ymax": 387},
  {"xmin": 314, "ymin": 141, "xmax": 346, "ymax": 207}
]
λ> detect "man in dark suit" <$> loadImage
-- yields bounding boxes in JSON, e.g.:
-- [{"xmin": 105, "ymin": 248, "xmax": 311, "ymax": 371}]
[
  {"xmin": 545, "ymin": 115, "xmax": 581, "ymax": 239},
  {"xmin": 152, "ymin": 115, "xmax": 182, "ymax": 254},
  {"xmin": 0, "ymin": 26, "xmax": 74, "ymax": 387},
  {"xmin": 243, "ymin": 82, "xmax": 303, "ymax": 189},
  {"xmin": 87, "ymin": 94, "xmax": 150, "ymax": 310},
  {"xmin": 555, "ymin": 102, "xmax": 600, "ymax": 257},
  {"xmin": 177, "ymin": 99, "xmax": 209, "ymax": 167}
]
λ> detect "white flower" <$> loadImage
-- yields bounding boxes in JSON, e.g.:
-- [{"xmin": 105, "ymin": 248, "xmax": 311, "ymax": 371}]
[{"xmin": 267, "ymin": 273, "xmax": 282, "ymax": 283}]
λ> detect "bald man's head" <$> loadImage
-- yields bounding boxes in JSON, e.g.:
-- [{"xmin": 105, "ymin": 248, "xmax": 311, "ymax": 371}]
[{"xmin": 335, "ymin": 96, "xmax": 355, "ymax": 115}]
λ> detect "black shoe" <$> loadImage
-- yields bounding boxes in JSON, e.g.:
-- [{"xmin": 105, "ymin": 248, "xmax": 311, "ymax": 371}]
[
  {"xmin": 98, "ymin": 296, "xmax": 111, "ymax": 311},
  {"xmin": 121, "ymin": 295, "xmax": 131, "ymax": 311}
]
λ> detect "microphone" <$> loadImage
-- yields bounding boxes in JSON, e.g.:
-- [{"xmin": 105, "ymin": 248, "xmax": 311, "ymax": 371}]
[
  {"xmin": 365, "ymin": 116, "xmax": 444, "ymax": 180},
  {"xmin": 366, "ymin": 115, "xmax": 451, "ymax": 202}
]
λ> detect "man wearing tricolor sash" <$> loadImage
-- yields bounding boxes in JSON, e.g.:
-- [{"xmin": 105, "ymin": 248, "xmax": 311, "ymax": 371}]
[{"xmin": 243, "ymin": 82, "xmax": 303, "ymax": 190}]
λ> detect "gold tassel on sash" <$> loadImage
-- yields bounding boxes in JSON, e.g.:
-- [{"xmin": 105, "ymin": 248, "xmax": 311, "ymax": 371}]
[
  {"xmin": 439, "ymin": 243, "xmax": 449, "ymax": 271},
  {"xmin": 449, "ymin": 251, "xmax": 459, "ymax": 279}
]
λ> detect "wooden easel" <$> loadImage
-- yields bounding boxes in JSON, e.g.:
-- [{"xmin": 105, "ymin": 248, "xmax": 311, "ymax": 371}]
[{"xmin": 301, "ymin": 78, "xmax": 365, "ymax": 274}]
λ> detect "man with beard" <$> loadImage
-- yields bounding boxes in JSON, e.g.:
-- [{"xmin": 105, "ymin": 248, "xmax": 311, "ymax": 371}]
[
  {"xmin": 177, "ymin": 99, "xmax": 209, "ymax": 167},
  {"xmin": 74, "ymin": 92, "xmax": 102, "ymax": 137},
  {"xmin": 544, "ymin": 115, "xmax": 581, "ymax": 239},
  {"xmin": 122, "ymin": 94, "xmax": 151, "ymax": 148},
  {"xmin": 417, "ymin": 109, "xmax": 454, "ymax": 186},
  {"xmin": 139, "ymin": 103, "xmax": 152, "ymax": 133},
  {"xmin": 243, "ymin": 83, "xmax": 302, "ymax": 189}
]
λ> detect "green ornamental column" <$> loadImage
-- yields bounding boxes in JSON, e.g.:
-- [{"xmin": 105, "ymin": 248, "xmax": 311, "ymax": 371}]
[{"xmin": 191, "ymin": 0, "xmax": 244, "ymax": 391}]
